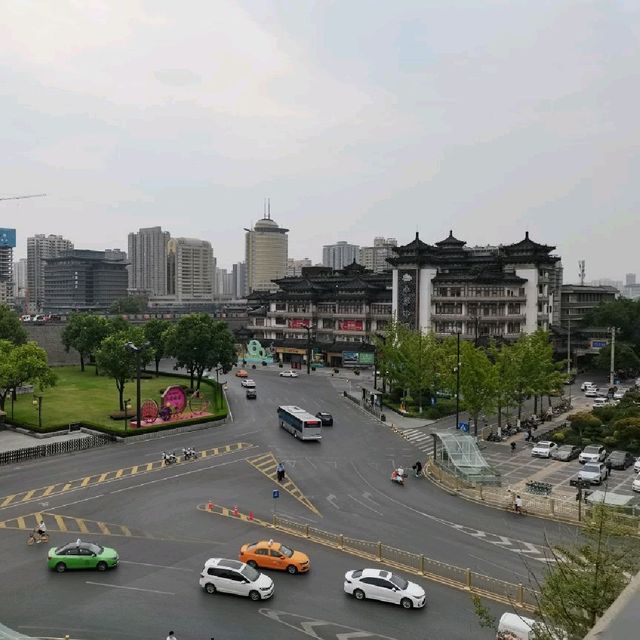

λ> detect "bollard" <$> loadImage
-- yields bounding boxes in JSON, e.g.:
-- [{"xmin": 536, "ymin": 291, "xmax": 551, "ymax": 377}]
[{"xmin": 465, "ymin": 568, "xmax": 472, "ymax": 589}]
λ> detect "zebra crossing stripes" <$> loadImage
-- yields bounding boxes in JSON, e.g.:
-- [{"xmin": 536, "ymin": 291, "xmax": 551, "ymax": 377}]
[{"xmin": 398, "ymin": 428, "xmax": 436, "ymax": 456}]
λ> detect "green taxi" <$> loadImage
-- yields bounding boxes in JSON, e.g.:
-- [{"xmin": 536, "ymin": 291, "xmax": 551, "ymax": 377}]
[{"xmin": 47, "ymin": 540, "xmax": 119, "ymax": 572}]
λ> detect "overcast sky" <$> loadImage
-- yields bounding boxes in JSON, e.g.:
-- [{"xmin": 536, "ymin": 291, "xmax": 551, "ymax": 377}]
[{"xmin": 1, "ymin": 0, "xmax": 639, "ymax": 281}]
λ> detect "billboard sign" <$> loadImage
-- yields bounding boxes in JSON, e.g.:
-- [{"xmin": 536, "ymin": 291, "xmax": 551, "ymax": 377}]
[
  {"xmin": 342, "ymin": 351, "xmax": 375, "ymax": 366},
  {"xmin": 338, "ymin": 319, "xmax": 364, "ymax": 332},
  {"xmin": 288, "ymin": 318, "xmax": 310, "ymax": 329},
  {"xmin": 0, "ymin": 228, "xmax": 16, "ymax": 248}
]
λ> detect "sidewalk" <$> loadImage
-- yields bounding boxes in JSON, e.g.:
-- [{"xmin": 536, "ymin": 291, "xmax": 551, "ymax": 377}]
[{"xmin": 0, "ymin": 427, "xmax": 89, "ymax": 454}]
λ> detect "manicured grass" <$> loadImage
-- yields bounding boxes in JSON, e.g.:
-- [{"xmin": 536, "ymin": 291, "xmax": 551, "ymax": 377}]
[{"xmin": 9, "ymin": 366, "xmax": 224, "ymax": 431}]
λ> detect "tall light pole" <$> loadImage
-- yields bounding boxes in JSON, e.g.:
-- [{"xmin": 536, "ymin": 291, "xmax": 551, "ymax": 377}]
[
  {"xmin": 125, "ymin": 342, "xmax": 143, "ymax": 430},
  {"xmin": 567, "ymin": 316, "xmax": 572, "ymax": 405},
  {"xmin": 455, "ymin": 331, "xmax": 461, "ymax": 431},
  {"xmin": 609, "ymin": 327, "xmax": 617, "ymax": 387}
]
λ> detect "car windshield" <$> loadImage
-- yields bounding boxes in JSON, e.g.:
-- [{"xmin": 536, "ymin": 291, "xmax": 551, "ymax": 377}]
[
  {"xmin": 389, "ymin": 574, "xmax": 409, "ymax": 590},
  {"xmin": 279, "ymin": 544, "xmax": 293, "ymax": 558},
  {"xmin": 241, "ymin": 564, "xmax": 260, "ymax": 582},
  {"xmin": 85, "ymin": 543, "xmax": 103, "ymax": 554},
  {"xmin": 583, "ymin": 464, "xmax": 600, "ymax": 473},
  {"xmin": 557, "ymin": 446, "xmax": 572, "ymax": 453},
  {"xmin": 584, "ymin": 446, "xmax": 600, "ymax": 454},
  {"xmin": 538, "ymin": 443, "xmax": 551, "ymax": 449}
]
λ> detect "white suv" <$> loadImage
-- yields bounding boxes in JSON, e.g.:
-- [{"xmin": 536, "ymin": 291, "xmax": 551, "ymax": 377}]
[
  {"xmin": 579, "ymin": 445, "xmax": 607, "ymax": 464},
  {"xmin": 199, "ymin": 558, "xmax": 274, "ymax": 601}
]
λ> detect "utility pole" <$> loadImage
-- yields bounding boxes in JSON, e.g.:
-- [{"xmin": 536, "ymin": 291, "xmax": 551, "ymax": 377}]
[
  {"xmin": 455, "ymin": 331, "xmax": 461, "ymax": 430},
  {"xmin": 609, "ymin": 327, "xmax": 616, "ymax": 388},
  {"xmin": 567, "ymin": 316, "xmax": 572, "ymax": 405},
  {"xmin": 303, "ymin": 324, "xmax": 313, "ymax": 375}
]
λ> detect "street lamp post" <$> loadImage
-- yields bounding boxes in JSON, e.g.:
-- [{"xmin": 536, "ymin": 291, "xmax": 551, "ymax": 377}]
[
  {"xmin": 455, "ymin": 331, "xmax": 461, "ymax": 431},
  {"xmin": 125, "ymin": 342, "xmax": 143, "ymax": 430},
  {"xmin": 303, "ymin": 324, "xmax": 314, "ymax": 375},
  {"xmin": 32, "ymin": 394, "xmax": 43, "ymax": 429}
]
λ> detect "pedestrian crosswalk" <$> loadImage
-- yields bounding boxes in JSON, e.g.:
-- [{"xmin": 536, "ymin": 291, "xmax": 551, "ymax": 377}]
[{"xmin": 397, "ymin": 428, "xmax": 436, "ymax": 457}]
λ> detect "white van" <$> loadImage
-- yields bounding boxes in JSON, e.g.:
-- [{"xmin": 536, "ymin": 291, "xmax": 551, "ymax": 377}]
[{"xmin": 497, "ymin": 613, "xmax": 535, "ymax": 639}]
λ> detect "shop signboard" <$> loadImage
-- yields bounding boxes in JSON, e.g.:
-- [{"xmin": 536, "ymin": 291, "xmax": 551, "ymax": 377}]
[
  {"xmin": 288, "ymin": 318, "xmax": 311, "ymax": 329},
  {"xmin": 338, "ymin": 319, "xmax": 364, "ymax": 331},
  {"xmin": 342, "ymin": 351, "xmax": 375, "ymax": 366}
]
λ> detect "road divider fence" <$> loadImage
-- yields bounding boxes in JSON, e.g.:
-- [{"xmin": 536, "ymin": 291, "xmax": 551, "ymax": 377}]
[{"xmin": 198, "ymin": 502, "xmax": 538, "ymax": 610}]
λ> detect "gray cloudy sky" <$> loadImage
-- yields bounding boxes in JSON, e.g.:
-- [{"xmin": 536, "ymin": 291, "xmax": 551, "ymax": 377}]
[{"xmin": 2, "ymin": 0, "xmax": 639, "ymax": 280}]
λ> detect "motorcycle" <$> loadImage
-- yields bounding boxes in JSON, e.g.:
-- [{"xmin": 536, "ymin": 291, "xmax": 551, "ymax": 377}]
[
  {"xmin": 27, "ymin": 531, "xmax": 49, "ymax": 545},
  {"xmin": 162, "ymin": 451, "xmax": 178, "ymax": 466},
  {"xmin": 182, "ymin": 448, "xmax": 198, "ymax": 461},
  {"xmin": 390, "ymin": 468, "xmax": 407, "ymax": 486}
]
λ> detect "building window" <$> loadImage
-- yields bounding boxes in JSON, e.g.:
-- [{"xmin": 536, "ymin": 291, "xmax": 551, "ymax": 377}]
[{"xmin": 275, "ymin": 303, "xmax": 286, "ymax": 311}]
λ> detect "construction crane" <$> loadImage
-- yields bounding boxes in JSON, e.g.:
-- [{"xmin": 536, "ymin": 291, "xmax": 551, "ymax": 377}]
[{"xmin": 0, "ymin": 193, "xmax": 47, "ymax": 202}]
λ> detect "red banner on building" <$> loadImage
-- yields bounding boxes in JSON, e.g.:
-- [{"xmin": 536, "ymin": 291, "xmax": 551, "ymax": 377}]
[
  {"xmin": 339, "ymin": 319, "xmax": 364, "ymax": 331},
  {"xmin": 288, "ymin": 318, "xmax": 311, "ymax": 329}
]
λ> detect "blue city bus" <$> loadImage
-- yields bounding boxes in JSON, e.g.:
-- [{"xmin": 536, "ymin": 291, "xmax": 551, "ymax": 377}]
[{"xmin": 277, "ymin": 406, "xmax": 322, "ymax": 441}]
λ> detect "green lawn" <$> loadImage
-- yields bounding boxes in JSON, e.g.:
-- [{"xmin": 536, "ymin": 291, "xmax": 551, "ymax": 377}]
[{"xmin": 9, "ymin": 366, "xmax": 224, "ymax": 431}]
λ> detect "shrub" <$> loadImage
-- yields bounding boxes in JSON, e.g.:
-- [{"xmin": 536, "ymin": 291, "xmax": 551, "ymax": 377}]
[{"xmin": 552, "ymin": 431, "xmax": 566, "ymax": 443}]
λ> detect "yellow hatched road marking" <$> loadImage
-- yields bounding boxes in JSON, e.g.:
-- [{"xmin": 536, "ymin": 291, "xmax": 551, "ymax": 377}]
[
  {"xmin": 42, "ymin": 485, "xmax": 57, "ymax": 496},
  {"xmin": 62, "ymin": 483, "xmax": 73, "ymax": 492},
  {"xmin": 54, "ymin": 515, "xmax": 67, "ymax": 532},
  {"xmin": 115, "ymin": 469, "xmax": 124, "ymax": 479},
  {"xmin": 1, "ymin": 495, "xmax": 16, "ymax": 507},
  {"xmin": 81, "ymin": 477, "xmax": 92, "ymax": 487},
  {"xmin": 21, "ymin": 490, "xmax": 36, "ymax": 501},
  {"xmin": 120, "ymin": 526, "xmax": 132, "ymax": 537},
  {"xmin": 97, "ymin": 522, "xmax": 111, "ymax": 535},
  {"xmin": 76, "ymin": 519, "xmax": 89, "ymax": 534},
  {"xmin": 98, "ymin": 472, "xmax": 109, "ymax": 482},
  {"xmin": 16, "ymin": 517, "xmax": 26, "ymax": 530},
  {"xmin": 131, "ymin": 465, "xmax": 139, "ymax": 475},
  {"xmin": 146, "ymin": 462, "xmax": 154, "ymax": 471}
]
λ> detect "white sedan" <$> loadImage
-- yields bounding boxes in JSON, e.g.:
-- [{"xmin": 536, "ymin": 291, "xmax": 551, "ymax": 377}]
[
  {"xmin": 531, "ymin": 441, "xmax": 557, "ymax": 458},
  {"xmin": 633, "ymin": 475, "xmax": 640, "ymax": 493},
  {"xmin": 279, "ymin": 370, "xmax": 299, "ymax": 378},
  {"xmin": 240, "ymin": 379, "xmax": 256, "ymax": 388},
  {"xmin": 584, "ymin": 389, "xmax": 598, "ymax": 398},
  {"xmin": 344, "ymin": 568, "xmax": 426, "ymax": 609}
]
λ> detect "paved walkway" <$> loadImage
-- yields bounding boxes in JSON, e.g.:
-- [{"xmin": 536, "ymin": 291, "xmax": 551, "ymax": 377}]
[{"xmin": 0, "ymin": 427, "xmax": 89, "ymax": 453}]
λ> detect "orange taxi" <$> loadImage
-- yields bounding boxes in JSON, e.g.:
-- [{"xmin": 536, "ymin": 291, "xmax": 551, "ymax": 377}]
[
  {"xmin": 239, "ymin": 539, "xmax": 310, "ymax": 574},
  {"xmin": 235, "ymin": 369, "xmax": 248, "ymax": 378}
]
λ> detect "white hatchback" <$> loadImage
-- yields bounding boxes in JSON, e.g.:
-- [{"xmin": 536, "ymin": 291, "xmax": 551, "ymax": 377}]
[
  {"xmin": 344, "ymin": 568, "xmax": 426, "ymax": 609},
  {"xmin": 199, "ymin": 558, "xmax": 274, "ymax": 601}
]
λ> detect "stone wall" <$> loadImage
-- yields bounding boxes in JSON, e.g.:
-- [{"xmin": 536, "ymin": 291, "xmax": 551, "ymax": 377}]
[{"xmin": 24, "ymin": 323, "xmax": 79, "ymax": 366}]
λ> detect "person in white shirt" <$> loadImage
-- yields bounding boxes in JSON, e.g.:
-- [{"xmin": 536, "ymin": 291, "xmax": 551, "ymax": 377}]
[
  {"xmin": 166, "ymin": 632, "xmax": 177, "ymax": 640},
  {"xmin": 515, "ymin": 495, "xmax": 523, "ymax": 514}
]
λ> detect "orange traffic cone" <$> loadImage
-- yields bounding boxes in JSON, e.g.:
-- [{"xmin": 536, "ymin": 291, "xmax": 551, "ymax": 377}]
[
  {"xmin": 207, "ymin": 500, "xmax": 213, "ymax": 511},
  {"xmin": 248, "ymin": 511, "xmax": 254, "ymax": 521}
]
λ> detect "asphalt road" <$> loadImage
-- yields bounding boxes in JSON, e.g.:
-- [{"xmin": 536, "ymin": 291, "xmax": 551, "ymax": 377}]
[{"xmin": 0, "ymin": 365, "xmax": 582, "ymax": 639}]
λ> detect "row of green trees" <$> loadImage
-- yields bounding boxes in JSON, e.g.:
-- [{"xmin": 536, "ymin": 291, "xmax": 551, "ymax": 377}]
[
  {"xmin": 376, "ymin": 323, "xmax": 565, "ymax": 431},
  {"xmin": 62, "ymin": 313, "xmax": 236, "ymax": 411}
]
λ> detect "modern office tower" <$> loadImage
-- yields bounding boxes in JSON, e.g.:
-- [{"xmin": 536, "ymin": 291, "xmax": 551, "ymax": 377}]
[
  {"xmin": 127, "ymin": 226, "xmax": 170, "ymax": 295},
  {"xmin": 12, "ymin": 258, "xmax": 27, "ymax": 306},
  {"xmin": 44, "ymin": 249, "xmax": 128, "ymax": 311},
  {"xmin": 232, "ymin": 262, "xmax": 247, "ymax": 298},
  {"xmin": 0, "ymin": 228, "xmax": 16, "ymax": 306},
  {"xmin": 215, "ymin": 267, "xmax": 234, "ymax": 297},
  {"xmin": 245, "ymin": 210, "xmax": 288, "ymax": 293},
  {"xmin": 166, "ymin": 237, "xmax": 214, "ymax": 303},
  {"xmin": 27, "ymin": 234, "xmax": 74, "ymax": 312},
  {"xmin": 358, "ymin": 237, "xmax": 397, "ymax": 273},
  {"xmin": 322, "ymin": 241, "xmax": 359, "ymax": 270},
  {"xmin": 286, "ymin": 258, "xmax": 312, "ymax": 277}
]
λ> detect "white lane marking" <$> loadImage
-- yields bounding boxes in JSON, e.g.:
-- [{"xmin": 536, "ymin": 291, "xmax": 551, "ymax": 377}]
[
  {"xmin": 347, "ymin": 494, "xmax": 383, "ymax": 516},
  {"xmin": 33, "ymin": 494, "xmax": 105, "ymax": 511},
  {"xmin": 326, "ymin": 494, "xmax": 340, "ymax": 509},
  {"xmin": 119, "ymin": 560, "xmax": 192, "ymax": 572},
  {"xmin": 85, "ymin": 581, "xmax": 174, "ymax": 595}
]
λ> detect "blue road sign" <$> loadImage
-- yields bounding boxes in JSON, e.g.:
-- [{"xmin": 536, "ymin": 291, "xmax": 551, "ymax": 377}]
[
  {"xmin": 459, "ymin": 422, "xmax": 469, "ymax": 433},
  {"xmin": 272, "ymin": 489, "xmax": 280, "ymax": 499}
]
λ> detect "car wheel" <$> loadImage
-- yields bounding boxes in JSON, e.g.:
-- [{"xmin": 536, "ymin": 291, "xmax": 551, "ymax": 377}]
[
  {"xmin": 204, "ymin": 583, "xmax": 216, "ymax": 595},
  {"xmin": 247, "ymin": 560, "xmax": 258, "ymax": 569},
  {"xmin": 401, "ymin": 598, "xmax": 413, "ymax": 609},
  {"xmin": 96, "ymin": 561, "xmax": 108, "ymax": 572},
  {"xmin": 249, "ymin": 590, "xmax": 261, "ymax": 601},
  {"xmin": 55, "ymin": 562, "xmax": 66, "ymax": 573},
  {"xmin": 354, "ymin": 589, "xmax": 365, "ymax": 601},
  {"xmin": 287, "ymin": 565, "xmax": 297, "ymax": 575}
]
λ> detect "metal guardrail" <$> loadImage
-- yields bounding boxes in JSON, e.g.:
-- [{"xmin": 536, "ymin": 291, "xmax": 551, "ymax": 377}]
[
  {"xmin": 0, "ymin": 433, "xmax": 112, "ymax": 466},
  {"xmin": 271, "ymin": 515, "xmax": 537, "ymax": 610}
]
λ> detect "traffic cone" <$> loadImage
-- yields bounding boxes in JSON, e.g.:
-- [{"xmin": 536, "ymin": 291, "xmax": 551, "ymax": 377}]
[
  {"xmin": 232, "ymin": 505, "xmax": 239, "ymax": 517},
  {"xmin": 207, "ymin": 500, "xmax": 213, "ymax": 511},
  {"xmin": 248, "ymin": 511, "xmax": 254, "ymax": 521}
]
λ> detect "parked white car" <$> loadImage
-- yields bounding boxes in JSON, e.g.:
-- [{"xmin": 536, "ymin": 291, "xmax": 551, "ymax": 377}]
[
  {"xmin": 579, "ymin": 445, "xmax": 607, "ymax": 464},
  {"xmin": 633, "ymin": 476, "xmax": 640, "ymax": 493},
  {"xmin": 593, "ymin": 397, "xmax": 608, "ymax": 408},
  {"xmin": 613, "ymin": 390, "xmax": 626, "ymax": 400},
  {"xmin": 344, "ymin": 568, "xmax": 426, "ymax": 609},
  {"xmin": 279, "ymin": 370, "xmax": 298, "ymax": 378},
  {"xmin": 199, "ymin": 558, "xmax": 274, "ymax": 601},
  {"xmin": 531, "ymin": 441, "xmax": 557, "ymax": 458},
  {"xmin": 578, "ymin": 462, "xmax": 609, "ymax": 485},
  {"xmin": 581, "ymin": 382, "xmax": 594, "ymax": 391},
  {"xmin": 584, "ymin": 389, "xmax": 598, "ymax": 398}
]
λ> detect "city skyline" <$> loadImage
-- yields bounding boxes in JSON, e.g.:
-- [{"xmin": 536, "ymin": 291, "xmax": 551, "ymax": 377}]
[{"xmin": 2, "ymin": 1, "xmax": 639, "ymax": 279}]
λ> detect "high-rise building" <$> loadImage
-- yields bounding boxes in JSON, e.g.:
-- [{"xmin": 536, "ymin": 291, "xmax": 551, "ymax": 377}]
[
  {"xmin": 245, "ymin": 210, "xmax": 288, "ymax": 293},
  {"xmin": 12, "ymin": 258, "xmax": 27, "ymax": 307},
  {"xmin": 27, "ymin": 234, "xmax": 74, "ymax": 312},
  {"xmin": 44, "ymin": 249, "xmax": 128, "ymax": 311},
  {"xmin": 0, "ymin": 228, "xmax": 16, "ymax": 306},
  {"xmin": 167, "ymin": 238, "xmax": 214, "ymax": 303},
  {"xmin": 286, "ymin": 258, "xmax": 312, "ymax": 277},
  {"xmin": 127, "ymin": 226, "xmax": 170, "ymax": 296},
  {"xmin": 232, "ymin": 262, "xmax": 247, "ymax": 298},
  {"xmin": 358, "ymin": 237, "xmax": 397, "ymax": 273},
  {"xmin": 623, "ymin": 273, "xmax": 640, "ymax": 299},
  {"xmin": 322, "ymin": 241, "xmax": 359, "ymax": 270},
  {"xmin": 215, "ymin": 267, "xmax": 234, "ymax": 298}
]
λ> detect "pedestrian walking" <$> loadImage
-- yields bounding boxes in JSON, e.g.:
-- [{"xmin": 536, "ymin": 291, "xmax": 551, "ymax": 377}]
[
  {"xmin": 276, "ymin": 462, "xmax": 285, "ymax": 482},
  {"xmin": 166, "ymin": 632, "xmax": 177, "ymax": 640},
  {"xmin": 412, "ymin": 460, "xmax": 423, "ymax": 477},
  {"xmin": 525, "ymin": 429, "xmax": 532, "ymax": 442},
  {"xmin": 514, "ymin": 494, "xmax": 523, "ymax": 515},
  {"xmin": 510, "ymin": 441, "xmax": 517, "ymax": 453}
]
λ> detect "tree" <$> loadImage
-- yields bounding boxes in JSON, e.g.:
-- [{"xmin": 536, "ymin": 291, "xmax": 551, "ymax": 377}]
[
  {"xmin": 0, "ymin": 340, "xmax": 56, "ymax": 411},
  {"xmin": 0, "ymin": 305, "xmax": 27, "ymax": 345},
  {"xmin": 567, "ymin": 411, "xmax": 603, "ymax": 443},
  {"xmin": 595, "ymin": 343, "xmax": 640, "ymax": 375},
  {"xmin": 95, "ymin": 328, "xmax": 153, "ymax": 411},
  {"xmin": 531, "ymin": 504, "xmax": 639, "ymax": 639},
  {"xmin": 144, "ymin": 319, "xmax": 171, "ymax": 375},
  {"xmin": 109, "ymin": 295, "xmax": 148, "ymax": 314},
  {"xmin": 62, "ymin": 314, "xmax": 112, "ymax": 372},
  {"xmin": 582, "ymin": 298, "xmax": 640, "ymax": 355},
  {"xmin": 528, "ymin": 330, "xmax": 565, "ymax": 413},
  {"xmin": 164, "ymin": 314, "xmax": 236, "ymax": 389},
  {"xmin": 489, "ymin": 342, "xmax": 519, "ymax": 430},
  {"xmin": 458, "ymin": 340, "xmax": 497, "ymax": 435}
]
